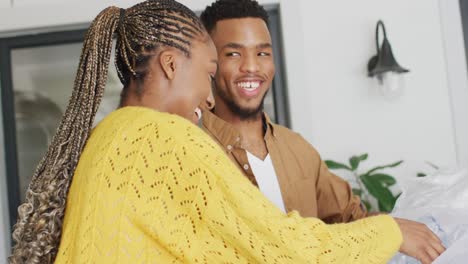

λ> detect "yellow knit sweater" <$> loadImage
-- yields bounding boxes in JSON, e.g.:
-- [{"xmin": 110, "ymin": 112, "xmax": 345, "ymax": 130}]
[{"xmin": 55, "ymin": 107, "xmax": 402, "ymax": 263}]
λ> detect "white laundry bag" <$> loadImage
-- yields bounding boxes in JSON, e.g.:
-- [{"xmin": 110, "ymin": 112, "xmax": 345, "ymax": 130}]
[{"xmin": 389, "ymin": 169, "xmax": 468, "ymax": 264}]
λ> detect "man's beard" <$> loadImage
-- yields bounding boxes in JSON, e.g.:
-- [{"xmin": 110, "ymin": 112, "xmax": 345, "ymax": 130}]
[{"xmin": 216, "ymin": 87, "xmax": 267, "ymax": 121}]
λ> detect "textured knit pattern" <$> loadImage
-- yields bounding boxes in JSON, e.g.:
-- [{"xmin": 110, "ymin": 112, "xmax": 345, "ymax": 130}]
[{"xmin": 55, "ymin": 107, "xmax": 402, "ymax": 263}]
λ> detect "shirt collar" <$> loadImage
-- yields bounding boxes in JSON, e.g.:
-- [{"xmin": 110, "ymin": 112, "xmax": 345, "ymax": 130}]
[{"xmin": 202, "ymin": 110, "xmax": 276, "ymax": 148}]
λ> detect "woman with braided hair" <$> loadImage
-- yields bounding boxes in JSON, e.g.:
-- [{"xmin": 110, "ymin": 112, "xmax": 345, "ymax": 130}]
[
  {"xmin": 10, "ymin": 1, "xmax": 214, "ymax": 262},
  {"xmin": 10, "ymin": 1, "xmax": 402, "ymax": 263}
]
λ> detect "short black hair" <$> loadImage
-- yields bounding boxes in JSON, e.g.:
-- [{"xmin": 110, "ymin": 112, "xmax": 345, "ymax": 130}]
[{"xmin": 200, "ymin": 0, "xmax": 269, "ymax": 33}]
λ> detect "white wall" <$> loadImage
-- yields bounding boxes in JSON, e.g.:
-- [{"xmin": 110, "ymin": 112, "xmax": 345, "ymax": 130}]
[
  {"xmin": 440, "ymin": 0, "xmax": 468, "ymax": 168},
  {"xmin": 297, "ymin": 0, "xmax": 461, "ymax": 180},
  {"xmin": 0, "ymin": 0, "xmax": 8, "ymax": 9},
  {"xmin": 0, "ymin": 0, "xmax": 466, "ymax": 261}
]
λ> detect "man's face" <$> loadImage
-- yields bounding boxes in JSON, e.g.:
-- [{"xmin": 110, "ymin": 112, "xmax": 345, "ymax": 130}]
[{"xmin": 209, "ymin": 18, "xmax": 275, "ymax": 119}]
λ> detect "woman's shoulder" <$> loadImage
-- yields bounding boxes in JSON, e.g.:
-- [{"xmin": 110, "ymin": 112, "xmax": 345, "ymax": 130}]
[
  {"xmin": 103, "ymin": 106, "xmax": 183, "ymax": 124},
  {"xmin": 97, "ymin": 107, "xmax": 191, "ymax": 132},
  {"xmin": 94, "ymin": 107, "xmax": 211, "ymax": 147}
]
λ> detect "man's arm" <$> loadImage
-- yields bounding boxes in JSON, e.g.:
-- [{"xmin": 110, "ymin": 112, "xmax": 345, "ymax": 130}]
[
  {"xmin": 302, "ymin": 141, "xmax": 445, "ymax": 262},
  {"xmin": 295, "ymin": 136, "xmax": 366, "ymax": 223},
  {"xmin": 315, "ymin": 158, "xmax": 367, "ymax": 223}
]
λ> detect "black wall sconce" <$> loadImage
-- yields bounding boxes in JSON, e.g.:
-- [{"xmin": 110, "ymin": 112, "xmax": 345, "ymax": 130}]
[{"xmin": 368, "ymin": 20, "xmax": 409, "ymax": 99}]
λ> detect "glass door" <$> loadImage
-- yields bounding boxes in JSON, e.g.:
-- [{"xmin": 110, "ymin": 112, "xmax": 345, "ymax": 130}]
[{"xmin": 11, "ymin": 42, "xmax": 123, "ymax": 203}]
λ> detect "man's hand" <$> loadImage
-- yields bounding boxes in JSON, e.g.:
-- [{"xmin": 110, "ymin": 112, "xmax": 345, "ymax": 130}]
[{"xmin": 394, "ymin": 217, "xmax": 446, "ymax": 264}]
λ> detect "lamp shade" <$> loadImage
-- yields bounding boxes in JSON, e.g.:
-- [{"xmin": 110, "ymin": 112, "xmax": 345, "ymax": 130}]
[{"xmin": 368, "ymin": 20, "xmax": 409, "ymax": 77}]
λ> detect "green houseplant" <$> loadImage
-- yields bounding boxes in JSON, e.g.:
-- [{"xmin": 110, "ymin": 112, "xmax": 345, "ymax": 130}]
[{"xmin": 325, "ymin": 154, "xmax": 402, "ymax": 212}]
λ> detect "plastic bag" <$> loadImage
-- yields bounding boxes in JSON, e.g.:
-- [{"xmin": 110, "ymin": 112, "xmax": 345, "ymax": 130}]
[{"xmin": 388, "ymin": 169, "xmax": 468, "ymax": 264}]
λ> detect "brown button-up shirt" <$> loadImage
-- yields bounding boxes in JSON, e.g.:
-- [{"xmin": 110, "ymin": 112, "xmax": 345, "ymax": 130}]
[{"xmin": 201, "ymin": 110, "xmax": 366, "ymax": 223}]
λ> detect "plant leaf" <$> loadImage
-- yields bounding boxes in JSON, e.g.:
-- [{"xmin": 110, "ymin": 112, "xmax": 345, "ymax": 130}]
[
  {"xmin": 371, "ymin": 173, "xmax": 397, "ymax": 187},
  {"xmin": 325, "ymin": 160, "xmax": 352, "ymax": 170},
  {"xmin": 352, "ymin": 188, "xmax": 363, "ymax": 197},
  {"xmin": 360, "ymin": 174, "xmax": 396, "ymax": 212},
  {"xmin": 363, "ymin": 160, "xmax": 404, "ymax": 176},
  {"xmin": 425, "ymin": 161, "xmax": 439, "ymax": 170},
  {"xmin": 359, "ymin": 153, "xmax": 369, "ymax": 161},
  {"xmin": 349, "ymin": 154, "xmax": 368, "ymax": 170},
  {"xmin": 362, "ymin": 200, "xmax": 372, "ymax": 212},
  {"xmin": 395, "ymin": 192, "xmax": 402, "ymax": 200},
  {"xmin": 417, "ymin": 172, "xmax": 427, "ymax": 177},
  {"xmin": 378, "ymin": 199, "xmax": 394, "ymax": 212},
  {"xmin": 350, "ymin": 157, "xmax": 359, "ymax": 170}
]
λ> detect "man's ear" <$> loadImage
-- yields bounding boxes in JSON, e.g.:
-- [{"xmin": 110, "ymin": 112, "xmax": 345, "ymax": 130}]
[{"xmin": 159, "ymin": 50, "xmax": 177, "ymax": 80}]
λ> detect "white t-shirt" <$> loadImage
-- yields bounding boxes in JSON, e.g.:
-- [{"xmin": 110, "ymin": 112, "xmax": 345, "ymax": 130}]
[{"xmin": 246, "ymin": 151, "xmax": 286, "ymax": 213}]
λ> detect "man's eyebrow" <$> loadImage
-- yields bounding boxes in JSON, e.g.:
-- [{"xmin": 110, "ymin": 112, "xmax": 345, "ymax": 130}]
[
  {"xmin": 222, "ymin": 43, "xmax": 244, "ymax": 49},
  {"xmin": 257, "ymin": 43, "xmax": 272, "ymax": 49}
]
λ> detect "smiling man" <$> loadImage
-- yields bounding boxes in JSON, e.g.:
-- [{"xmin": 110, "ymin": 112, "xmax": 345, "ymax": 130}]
[
  {"xmin": 199, "ymin": 1, "xmax": 447, "ymax": 263},
  {"xmin": 200, "ymin": 0, "xmax": 366, "ymax": 222}
]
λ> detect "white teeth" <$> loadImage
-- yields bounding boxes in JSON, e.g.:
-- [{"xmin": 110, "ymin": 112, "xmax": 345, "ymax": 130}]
[
  {"xmin": 194, "ymin": 107, "xmax": 202, "ymax": 120},
  {"xmin": 237, "ymin": 81, "xmax": 260, "ymax": 90}
]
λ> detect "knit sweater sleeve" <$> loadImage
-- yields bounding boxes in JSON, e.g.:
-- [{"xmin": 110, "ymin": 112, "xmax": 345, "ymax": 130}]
[
  {"xmin": 188, "ymin": 140, "xmax": 401, "ymax": 262},
  {"xmin": 129, "ymin": 113, "xmax": 402, "ymax": 263}
]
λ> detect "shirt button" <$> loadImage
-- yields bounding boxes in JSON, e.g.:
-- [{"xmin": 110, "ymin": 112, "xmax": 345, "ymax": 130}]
[
  {"xmin": 243, "ymin": 164, "xmax": 249, "ymax": 170},
  {"xmin": 227, "ymin": 145, "xmax": 233, "ymax": 151}
]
